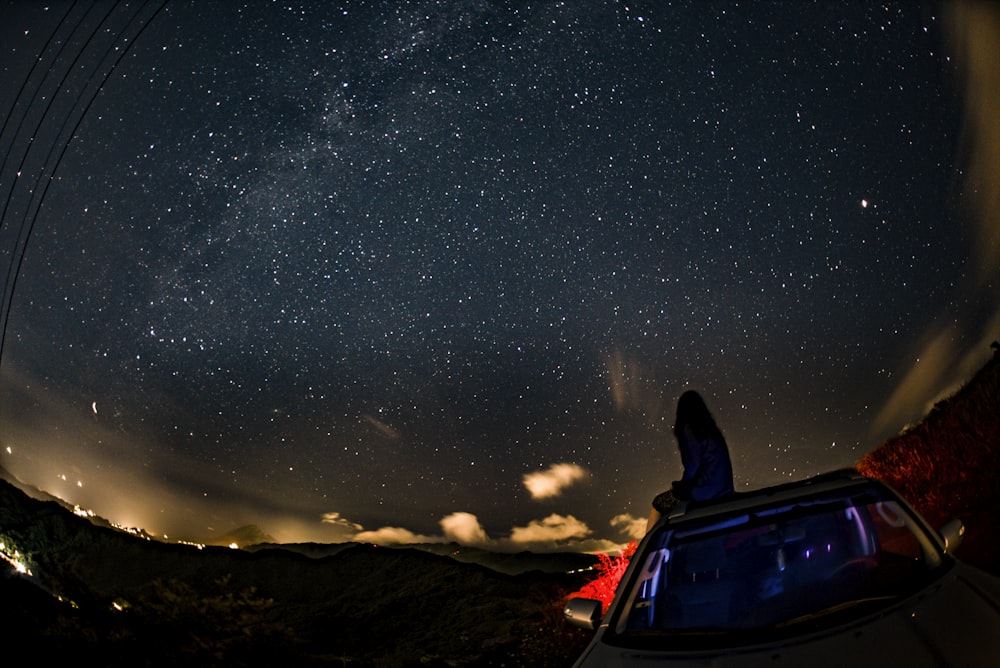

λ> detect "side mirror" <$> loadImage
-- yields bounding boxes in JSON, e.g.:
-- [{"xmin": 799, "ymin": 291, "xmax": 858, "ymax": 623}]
[
  {"xmin": 564, "ymin": 597, "xmax": 603, "ymax": 630},
  {"xmin": 939, "ymin": 518, "xmax": 965, "ymax": 553}
]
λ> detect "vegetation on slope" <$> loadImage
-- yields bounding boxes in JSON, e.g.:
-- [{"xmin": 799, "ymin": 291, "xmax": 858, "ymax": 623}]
[
  {"xmin": 858, "ymin": 344, "xmax": 1000, "ymax": 572},
  {"xmin": 857, "ymin": 345, "xmax": 1000, "ymax": 524}
]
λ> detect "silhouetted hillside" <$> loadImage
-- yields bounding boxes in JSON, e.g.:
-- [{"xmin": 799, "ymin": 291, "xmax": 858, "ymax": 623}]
[
  {"xmin": 858, "ymin": 344, "xmax": 1000, "ymax": 572},
  {"xmin": 0, "ymin": 478, "xmax": 593, "ymax": 666},
  {"xmin": 210, "ymin": 524, "xmax": 277, "ymax": 547},
  {"xmin": 248, "ymin": 540, "xmax": 598, "ymax": 576}
]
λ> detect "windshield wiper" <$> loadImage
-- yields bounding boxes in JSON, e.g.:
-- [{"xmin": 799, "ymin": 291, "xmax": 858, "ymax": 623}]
[{"xmin": 776, "ymin": 595, "xmax": 899, "ymax": 627}]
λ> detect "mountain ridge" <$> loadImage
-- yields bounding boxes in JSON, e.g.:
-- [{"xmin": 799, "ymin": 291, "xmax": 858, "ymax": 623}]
[{"xmin": 0, "ymin": 473, "xmax": 594, "ymax": 665}]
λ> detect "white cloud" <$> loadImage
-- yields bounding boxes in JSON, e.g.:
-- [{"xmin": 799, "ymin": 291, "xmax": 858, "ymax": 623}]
[
  {"xmin": 610, "ymin": 513, "xmax": 648, "ymax": 540},
  {"xmin": 321, "ymin": 512, "xmax": 363, "ymax": 531},
  {"xmin": 353, "ymin": 525, "xmax": 435, "ymax": 544},
  {"xmin": 508, "ymin": 513, "xmax": 592, "ymax": 545},
  {"xmin": 345, "ymin": 513, "xmax": 492, "ymax": 548},
  {"xmin": 440, "ymin": 511, "xmax": 490, "ymax": 545},
  {"xmin": 522, "ymin": 462, "xmax": 588, "ymax": 499}
]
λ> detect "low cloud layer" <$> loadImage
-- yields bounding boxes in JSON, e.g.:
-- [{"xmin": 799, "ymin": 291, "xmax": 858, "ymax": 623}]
[
  {"xmin": 335, "ymin": 509, "xmax": 645, "ymax": 554},
  {"xmin": 326, "ymin": 461, "xmax": 639, "ymax": 553},
  {"xmin": 508, "ymin": 513, "xmax": 591, "ymax": 545},
  {"xmin": 440, "ymin": 511, "xmax": 489, "ymax": 544},
  {"xmin": 611, "ymin": 512, "xmax": 649, "ymax": 540}
]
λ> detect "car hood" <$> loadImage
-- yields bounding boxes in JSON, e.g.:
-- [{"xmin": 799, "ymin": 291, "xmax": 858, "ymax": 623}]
[{"xmin": 575, "ymin": 564, "xmax": 1000, "ymax": 668}]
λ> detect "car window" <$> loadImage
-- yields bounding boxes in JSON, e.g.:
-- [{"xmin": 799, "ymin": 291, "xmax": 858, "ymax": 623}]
[{"xmin": 614, "ymin": 488, "xmax": 944, "ymax": 643}]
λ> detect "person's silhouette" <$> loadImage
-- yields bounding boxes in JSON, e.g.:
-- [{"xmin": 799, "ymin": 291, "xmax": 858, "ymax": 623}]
[{"xmin": 646, "ymin": 390, "xmax": 734, "ymax": 532}]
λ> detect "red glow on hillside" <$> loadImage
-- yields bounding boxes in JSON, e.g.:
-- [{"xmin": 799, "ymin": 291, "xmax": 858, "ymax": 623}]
[
  {"xmin": 570, "ymin": 540, "xmax": 638, "ymax": 612},
  {"xmin": 856, "ymin": 352, "xmax": 1000, "ymax": 528}
]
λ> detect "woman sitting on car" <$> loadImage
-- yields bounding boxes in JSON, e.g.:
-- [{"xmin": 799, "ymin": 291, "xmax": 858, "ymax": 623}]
[{"xmin": 646, "ymin": 390, "xmax": 735, "ymax": 532}]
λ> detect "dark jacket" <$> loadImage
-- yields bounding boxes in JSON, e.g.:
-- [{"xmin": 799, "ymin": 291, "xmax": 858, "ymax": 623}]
[{"xmin": 674, "ymin": 425, "xmax": 734, "ymax": 501}]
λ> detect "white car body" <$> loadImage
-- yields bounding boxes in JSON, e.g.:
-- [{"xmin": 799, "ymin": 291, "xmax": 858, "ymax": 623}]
[{"xmin": 566, "ymin": 469, "xmax": 1000, "ymax": 667}]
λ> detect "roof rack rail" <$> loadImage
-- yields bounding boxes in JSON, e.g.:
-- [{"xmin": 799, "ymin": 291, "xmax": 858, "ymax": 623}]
[{"xmin": 666, "ymin": 468, "xmax": 867, "ymax": 519}]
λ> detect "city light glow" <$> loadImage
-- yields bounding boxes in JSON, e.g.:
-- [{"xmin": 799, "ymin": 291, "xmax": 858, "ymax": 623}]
[{"xmin": 0, "ymin": 540, "xmax": 31, "ymax": 576}]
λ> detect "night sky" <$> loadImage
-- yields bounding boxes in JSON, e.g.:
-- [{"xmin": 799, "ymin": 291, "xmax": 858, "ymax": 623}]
[{"xmin": 1, "ymin": 1, "xmax": 996, "ymax": 551}]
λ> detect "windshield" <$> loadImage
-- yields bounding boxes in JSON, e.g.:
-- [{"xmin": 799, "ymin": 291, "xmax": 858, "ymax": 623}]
[{"xmin": 613, "ymin": 486, "xmax": 944, "ymax": 644}]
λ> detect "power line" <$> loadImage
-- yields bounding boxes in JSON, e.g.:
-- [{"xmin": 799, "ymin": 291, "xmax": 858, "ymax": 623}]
[{"xmin": 0, "ymin": 0, "xmax": 169, "ymax": 366}]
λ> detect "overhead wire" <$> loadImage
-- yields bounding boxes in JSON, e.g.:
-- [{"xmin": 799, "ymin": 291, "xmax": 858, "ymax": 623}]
[
  {"xmin": 0, "ymin": 1, "xmax": 87, "ymax": 310},
  {"xmin": 0, "ymin": 0, "xmax": 169, "ymax": 366}
]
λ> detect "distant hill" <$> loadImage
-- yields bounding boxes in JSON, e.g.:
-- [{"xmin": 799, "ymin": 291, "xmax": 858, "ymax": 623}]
[
  {"xmin": 248, "ymin": 540, "xmax": 598, "ymax": 576},
  {"xmin": 0, "ymin": 464, "xmax": 157, "ymax": 541},
  {"xmin": 0, "ymin": 464, "xmax": 598, "ymax": 576},
  {"xmin": 0, "ymin": 478, "xmax": 594, "ymax": 665},
  {"xmin": 0, "ymin": 463, "xmax": 80, "ymax": 509},
  {"xmin": 209, "ymin": 524, "xmax": 276, "ymax": 547},
  {"xmin": 858, "ymin": 343, "xmax": 1000, "ymax": 572}
]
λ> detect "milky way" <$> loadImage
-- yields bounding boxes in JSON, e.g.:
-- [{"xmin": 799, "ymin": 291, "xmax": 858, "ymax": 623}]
[{"xmin": 0, "ymin": 1, "xmax": 994, "ymax": 550}]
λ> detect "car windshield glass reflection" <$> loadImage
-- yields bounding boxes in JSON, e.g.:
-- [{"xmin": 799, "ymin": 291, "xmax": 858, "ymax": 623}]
[{"xmin": 615, "ymin": 489, "xmax": 944, "ymax": 640}]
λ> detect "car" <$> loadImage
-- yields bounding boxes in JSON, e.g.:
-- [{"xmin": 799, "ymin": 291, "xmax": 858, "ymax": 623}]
[{"xmin": 565, "ymin": 468, "xmax": 1000, "ymax": 667}]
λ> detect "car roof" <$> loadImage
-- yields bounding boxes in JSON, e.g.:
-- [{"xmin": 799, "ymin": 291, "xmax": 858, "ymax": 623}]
[
  {"xmin": 661, "ymin": 468, "xmax": 887, "ymax": 526},
  {"xmin": 648, "ymin": 467, "xmax": 952, "ymax": 563}
]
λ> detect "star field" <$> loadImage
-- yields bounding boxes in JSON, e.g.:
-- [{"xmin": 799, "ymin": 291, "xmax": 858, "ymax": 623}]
[{"xmin": 0, "ymin": 1, "xmax": 994, "ymax": 549}]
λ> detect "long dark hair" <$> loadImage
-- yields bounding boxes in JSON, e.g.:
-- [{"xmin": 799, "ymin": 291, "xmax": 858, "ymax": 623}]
[{"xmin": 673, "ymin": 390, "xmax": 725, "ymax": 441}]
